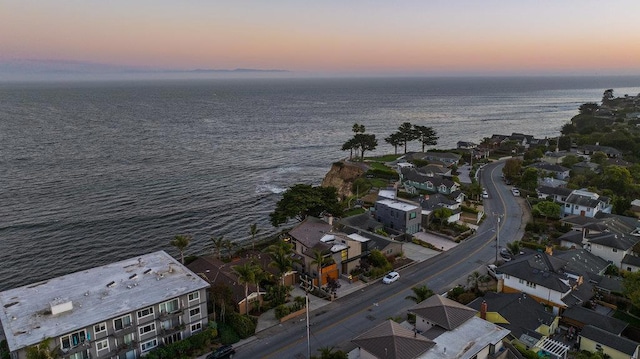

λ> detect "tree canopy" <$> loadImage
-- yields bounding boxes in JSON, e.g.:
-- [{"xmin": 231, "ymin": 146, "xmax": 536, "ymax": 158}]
[
  {"xmin": 342, "ymin": 123, "xmax": 377, "ymax": 161},
  {"xmin": 414, "ymin": 125, "xmax": 438, "ymax": 152},
  {"xmin": 270, "ymin": 184, "xmax": 343, "ymax": 227}
]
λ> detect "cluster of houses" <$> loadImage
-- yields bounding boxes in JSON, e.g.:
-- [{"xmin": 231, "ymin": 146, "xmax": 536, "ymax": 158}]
[{"xmin": 4, "ymin": 132, "xmax": 640, "ymax": 359}]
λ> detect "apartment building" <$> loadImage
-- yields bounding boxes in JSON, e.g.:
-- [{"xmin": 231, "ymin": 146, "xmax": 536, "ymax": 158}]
[{"xmin": 0, "ymin": 250, "xmax": 210, "ymax": 359}]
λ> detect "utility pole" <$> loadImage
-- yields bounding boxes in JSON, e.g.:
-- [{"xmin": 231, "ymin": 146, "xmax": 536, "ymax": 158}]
[{"xmin": 494, "ymin": 213, "xmax": 504, "ymax": 263}]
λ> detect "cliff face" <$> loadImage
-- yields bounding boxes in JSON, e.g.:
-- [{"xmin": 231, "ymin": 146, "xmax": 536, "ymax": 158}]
[{"xmin": 321, "ymin": 161, "xmax": 366, "ymax": 200}]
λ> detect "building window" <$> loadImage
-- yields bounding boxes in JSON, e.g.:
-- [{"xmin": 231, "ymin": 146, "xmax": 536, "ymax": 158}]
[
  {"xmin": 159, "ymin": 298, "xmax": 180, "ymax": 314},
  {"xmin": 191, "ymin": 322, "xmax": 202, "ymax": 333},
  {"xmin": 123, "ymin": 333, "xmax": 135, "ymax": 345},
  {"xmin": 139, "ymin": 323, "xmax": 156, "ymax": 336},
  {"xmin": 140, "ymin": 339, "xmax": 158, "ymax": 352},
  {"xmin": 612, "ymin": 248, "xmax": 618, "ymax": 252},
  {"xmin": 114, "ymin": 315, "xmax": 132, "ymax": 331},
  {"xmin": 60, "ymin": 330, "xmax": 86, "ymax": 349},
  {"xmin": 526, "ymin": 281, "xmax": 536, "ymax": 288},
  {"xmin": 188, "ymin": 291, "xmax": 200, "ymax": 301},
  {"xmin": 341, "ymin": 249, "xmax": 347, "ymax": 261},
  {"xmin": 96, "ymin": 339, "xmax": 109, "ymax": 352},
  {"xmin": 595, "ymin": 344, "xmax": 603, "ymax": 352},
  {"xmin": 410, "ymin": 212, "xmax": 417, "ymax": 219},
  {"xmin": 94, "ymin": 322, "xmax": 106, "ymax": 334},
  {"xmin": 137, "ymin": 306, "xmax": 154, "ymax": 319},
  {"xmin": 504, "ymin": 274, "xmax": 510, "ymax": 279},
  {"xmin": 519, "ymin": 279, "xmax": 524, "ymax": 284},
  {"xmin": 189, "ymin": 307, "xmax": 201, "ymax": 319}
]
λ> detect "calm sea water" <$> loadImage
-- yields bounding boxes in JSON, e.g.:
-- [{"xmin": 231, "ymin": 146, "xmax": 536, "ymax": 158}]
[{"xmin": 1, "ymin": 76, "xmax": 640, "ymax": 291}]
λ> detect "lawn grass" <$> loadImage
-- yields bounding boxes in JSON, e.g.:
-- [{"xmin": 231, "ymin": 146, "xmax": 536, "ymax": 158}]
[
  {"xmin": 368, "ymin": 162, "xmax": 394, "ymax": 171},
  {"xmin": 365, "ymin": 154, "xmax": 402, "ymax": 162},
  {"xmin": 343, "ymin": 208, "xmax": 366, "ymax": 217}
]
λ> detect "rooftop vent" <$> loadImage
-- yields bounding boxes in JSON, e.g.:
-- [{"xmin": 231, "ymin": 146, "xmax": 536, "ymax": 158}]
[
  {"xmin": 106, "ymin": 281, "xmax": 116, "ymax": 288},
  {"xmin": 50, "ymin": 300, "xmax": 73, "ymax": 315},
  {"xmin": 144, "ymin": 269, "xmax": 152, "ymax": 275},
  {"xmin": 129, "ymin": 274, "xmax": 138, "ymax": 280}
]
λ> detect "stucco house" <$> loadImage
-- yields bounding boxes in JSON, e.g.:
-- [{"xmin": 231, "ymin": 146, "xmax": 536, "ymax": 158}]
[{"xmin": 579, "ymin": 325, "xmax": 640, "ymax": 359}]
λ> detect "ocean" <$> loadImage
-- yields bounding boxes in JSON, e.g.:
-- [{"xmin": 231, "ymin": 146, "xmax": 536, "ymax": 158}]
[{"xmin": 1, "ymin": 76, "xmax": 640, "ymax": 291}]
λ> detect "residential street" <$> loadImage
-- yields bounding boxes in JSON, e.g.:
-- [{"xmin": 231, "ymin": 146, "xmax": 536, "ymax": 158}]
[{"xmin": 232, "ymin": 160, "xmax": 525, "ymax": 359}]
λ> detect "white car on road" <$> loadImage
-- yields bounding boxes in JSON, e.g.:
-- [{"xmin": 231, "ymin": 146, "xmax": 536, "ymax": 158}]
[
  {"xmin": 511, "ymin": 188, "xmax": 520, "ymax": 196},
  {"xmin": 382, "ymin": 271, "xmax": 400, "ymax": 284}
]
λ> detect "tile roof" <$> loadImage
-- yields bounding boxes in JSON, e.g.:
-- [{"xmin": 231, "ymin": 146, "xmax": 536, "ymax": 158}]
[
  {"xmin": 187, "ymin": 255, "xmax": 259, "ymax": 304},
  {"xmin": 352, "ymin": 319, "xmax": 435, "ymax": 359},
  {"xmin": 408, "ymin": 295, "xmax": 477, "ymax": 331}
]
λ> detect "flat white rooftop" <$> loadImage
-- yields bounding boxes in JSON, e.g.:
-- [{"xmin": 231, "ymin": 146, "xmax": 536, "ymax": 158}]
[
  {"xmin": 0, "ymin": 250, "xmax": 209, "ymax": 352},
  {"xmin": 377, "ymin": 199, "xmax": 419, "ymax": 212},
  {"xmin": 347, "ymin": 233, "xmax": 371, "ymax": 243}
]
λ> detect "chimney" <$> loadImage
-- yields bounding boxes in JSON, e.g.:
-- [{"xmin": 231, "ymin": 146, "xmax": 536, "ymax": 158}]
[{"xmin": 480, "ymin": 300, "xmax": 487, "ymax": 320}]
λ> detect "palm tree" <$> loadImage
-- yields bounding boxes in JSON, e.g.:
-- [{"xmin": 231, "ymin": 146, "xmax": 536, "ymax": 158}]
[
  {"xmin": 249, "ymin": 223, "xmax": 260, "ymax": 250},
  {"xmin": 311, "ymin": 249, "xmax": 330, "ymax": 288},
  {"xmin": 210, "ymin": 235, "xmax": 225, "ymax": 259},
  {"xmin": 506, "ymin": 241, "xmax": 521, "ymax": 256},
  {"xmin": 170, "ymin": 234, "xmax": 191, "ymax": 264},
  {"xmin": 467, "ymin": 271, "xmax": 489, "ymax": 292},
  {"xmin": 223, "ymin": 239, "xmax": 235, "ymax": 259},
  {"xmin": 252, "ymin": 264, "xmax": 266, "ymax": 312},
  {"xmin": 405, "ymin": 285, "xmax": 434, "ymax": 303},
  {"xmin": 233, "ymin": 262, "xmax": 257, "ymax": 315},
  {"xmin": 268, "ymin": 241, "xmax": 299, "ymax": 285}
]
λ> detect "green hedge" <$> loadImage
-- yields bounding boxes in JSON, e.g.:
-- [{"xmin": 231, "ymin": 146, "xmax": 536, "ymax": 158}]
[{"xmin": 144, "ymin": 328, "xmax": 217, "ymax": 359}]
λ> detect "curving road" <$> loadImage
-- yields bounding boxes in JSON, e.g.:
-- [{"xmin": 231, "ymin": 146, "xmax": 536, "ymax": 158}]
[{"xmin": 234, "ymin": 160, "xmax": 525, "ymax": 359}]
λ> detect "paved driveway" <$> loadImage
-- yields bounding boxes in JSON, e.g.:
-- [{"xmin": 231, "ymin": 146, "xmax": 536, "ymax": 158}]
[{"xmin": 413, "ymin": 231, "xmax": 459, "ymax": 251}]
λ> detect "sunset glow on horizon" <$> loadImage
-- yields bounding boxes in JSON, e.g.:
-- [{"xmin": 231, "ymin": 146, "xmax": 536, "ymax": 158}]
[{"xmin": 2, "ymin": 0, "xmax": 640, "ymax": 75}]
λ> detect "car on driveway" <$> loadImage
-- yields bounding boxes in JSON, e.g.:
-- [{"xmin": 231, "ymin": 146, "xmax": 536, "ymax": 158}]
[
  {"xmin": 511, "ymin": 188, "xmax": 520, "ymax": 196},
  {"xmin": 499, "ymin": 248, "xmax": 512, "ymax": 261},
  {"xmin": 382, "ymin": 271, "xmax": 400, "ymax": 284},
  {"xmin": 207, "ymin": 345, "xmax": 235, "ymax": 359}
]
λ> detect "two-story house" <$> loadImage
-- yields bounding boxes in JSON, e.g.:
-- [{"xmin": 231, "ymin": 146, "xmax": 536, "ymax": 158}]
[
  {"xmin": 563, "ymin": 189, "xmax": 612, "ymax": 218},
  {"xmin": 579, "ymin": 325, "xmax": 640, "ymax": 359},
  {"xmin": 0, "ymin": 251, "xmax": 210, "ymax": 359},
  {"xmin": 400, "ymin": 168, "xmax": 459, "ymax": 195},
  {"xmin": 498, "ymin": 252, "xmax": 592, "ymax": 314},
  {"xmin": 374, "ymin": 198, "xmax": 421, "ymax": 234}
]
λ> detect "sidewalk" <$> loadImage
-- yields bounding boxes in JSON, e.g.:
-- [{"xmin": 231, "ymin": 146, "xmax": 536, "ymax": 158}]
[{"xmin": 255, "ymin": 278, "xmax": 367, "ymax": 332}]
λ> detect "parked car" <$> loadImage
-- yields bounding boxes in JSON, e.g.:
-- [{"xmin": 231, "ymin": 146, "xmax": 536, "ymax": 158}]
[
  {"xmin": 487, "ymin": 264, "xmax": 502, "ymax": 279},
  {"xmin": 499, "ymin": 249, "xmax": 512, "ymax": 262},
  {"xmin": 207, "ymin": 345, "xmax": 235, "ymax": 359},
  {"xmin": 382, "ymin": 271, "xmax": 400, "ymax": 284},
  {"xmin": 482, "ymin": 189, "xmax": 489, "ymax": 198},
  {"xmin": 511, "ymin": 188, "xmax": 520, "ymax": 196}
]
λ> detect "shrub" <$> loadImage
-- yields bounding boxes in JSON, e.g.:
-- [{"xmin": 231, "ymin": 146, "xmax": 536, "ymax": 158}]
[
  {"xmin": 219, "ymin": 323, "xmax": 240, "ymax": 345},
  {"xmin": 456, "ymin": 292, "xmax": 477, "ymax": 304},
  {"xmin": 227, "ymin": 312, "xmax": 257, "ymax": 339},
  {"xmin": 275, "ymin": 304, "xmax": 291, "ymax": 319}
]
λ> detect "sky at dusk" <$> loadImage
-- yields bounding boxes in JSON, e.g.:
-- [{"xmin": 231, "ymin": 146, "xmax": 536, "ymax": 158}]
[{"xmin": 2, "ymin": 0, "xmax": 640, "ymax": 75}]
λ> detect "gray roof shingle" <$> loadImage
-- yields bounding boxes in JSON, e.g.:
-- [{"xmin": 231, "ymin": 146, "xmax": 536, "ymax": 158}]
[
  {"xmin": 580, "ymin": 325, "xmax": 639, "ymax": 355},
  {"xmin": 408, "ymin": 294, "xmax": 477, "ymax": 331},
  {"xmin": 352, "ymin": 320, "xmax": 435, "ymax": 359}
]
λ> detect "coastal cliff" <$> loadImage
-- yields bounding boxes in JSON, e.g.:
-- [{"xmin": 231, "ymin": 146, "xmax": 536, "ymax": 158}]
[{"xmin": 321, "ymin": 161, "xmax": 366, "ymax": 200}]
